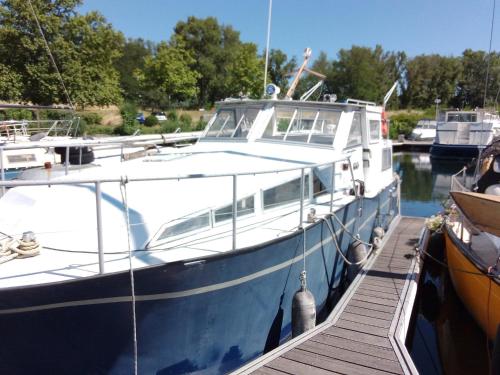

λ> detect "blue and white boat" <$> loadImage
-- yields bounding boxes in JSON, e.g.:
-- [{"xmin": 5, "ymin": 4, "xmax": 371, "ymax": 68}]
[
  {"xmin": 0, "ymin": 91, "xmax": 400, "ymax": 374},
  {"xmin": 430, "ymin": 109, "xmax": 500, "ymax": 159}
]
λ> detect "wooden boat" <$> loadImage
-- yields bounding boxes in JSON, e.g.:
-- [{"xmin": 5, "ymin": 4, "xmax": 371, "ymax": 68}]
[{"xmin": 445, "ymin": 191, "xmax": 500, "ymax": 340}]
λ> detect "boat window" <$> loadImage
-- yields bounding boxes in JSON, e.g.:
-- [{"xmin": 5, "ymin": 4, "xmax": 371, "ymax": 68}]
[
  {"xmin": 262, "ymin": 106, "xmax": 296, "ymax": 140},
  {"xmin": 309, "ymin": 111, "xmax": 339, "ymax": 145},
  {"xmin": 262, "ymin": 106, "xmax": 339, "ymax": 146},
  {"xmin": 447, "ymin": 113, "xmax": 477, "ymax": 122},
  {"xmin": 214, "ymin": 196, "xmax": 255, "ymax": 223},
  {"xmin": 346, "ymin": 112, "xmax": 362, "ymax": 147},
  {"xmin": 206, "ymin": 109, "xmax": 236, "ymax": 137},
  {"xmin": 232, "ymin": 108, "xmax": 260, "ymax": 138},
  {"xmin": 369, "ymin": 120, "xmax": 380, "ymax": 142},
  {"xmin": 285, "ymin": 109, "xmax": 317, "ymax": 142},
  {"xmin": 157, "ymin": 212, "xmax": 211, "ymax": 241},
  {"xmin": 263, "ymin": 177, "xmax": 309, "ymax": 209}
]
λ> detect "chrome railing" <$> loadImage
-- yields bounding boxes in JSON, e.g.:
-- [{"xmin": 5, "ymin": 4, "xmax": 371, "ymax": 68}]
[{"xmin": 0, "ymin": 154, "xmax": 358, "ymax": 274}]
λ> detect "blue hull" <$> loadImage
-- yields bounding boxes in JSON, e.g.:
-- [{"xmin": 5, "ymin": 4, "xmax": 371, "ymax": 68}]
[
  {"xmin": 0, "ymin": 183, "xmax": 398, "ymax": 374},
  {"xmin": 430, "ymin": 143, "xmax": 483, "ymax": 159}
]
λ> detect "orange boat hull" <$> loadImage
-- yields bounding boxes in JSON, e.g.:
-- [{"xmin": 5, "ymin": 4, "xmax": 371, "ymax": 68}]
[{"xmin": 445, "ymin": 230, "xmax": 500, "ymax": 341}]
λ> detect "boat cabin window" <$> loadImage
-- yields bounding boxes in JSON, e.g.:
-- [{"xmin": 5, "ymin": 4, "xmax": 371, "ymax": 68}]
[
  {"xmin": 346, "ymin": 112, "xmax": 362, "ymax": 147},
  {"xmin": 447, "ymin": 113, "xmax": 477, "ymax": 122},
  {"xmin": 262, "ymin": 106, "xmax": 339, "ymax": 146},
  {"xmin": 205, "ymin": 107, "xmax": 260, "ymax": 138},
  {"xmin": 369, "ymin": 120, "xmax": 380, "ymax": 142},
  {"xmin": 214, "ymin": 196, "xmax": 255, "ymax": 223},
  {"xmin": 263, "ymin": 176, "xmax": 309, "ymax": 209},
  {"xmin": 156, "ymin": 212, "xmax": 211, "ymax": 241}
]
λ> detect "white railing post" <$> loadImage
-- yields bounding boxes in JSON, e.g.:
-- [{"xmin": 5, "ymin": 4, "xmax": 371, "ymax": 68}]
[
  {"xmin": 95, "ymin": 181, "xmax": 105, "ymax": 273},
  {"xmin": 0, "ymin": 147, "xmax": 5, "ymax": 196},
  {"xmin": 330, "ymin": 161, "xmax": 335, "ymax": 212},
  {"xmin": 299, "ymin": 168, "xmax": 305, "ymax": 228},
  {"xmin": 232, "ymin": 175, "xmax": 237, "ymax": 251},
  {"xmin": 65, "ymin": 146, "xmax": 69, "ymax": 175}
]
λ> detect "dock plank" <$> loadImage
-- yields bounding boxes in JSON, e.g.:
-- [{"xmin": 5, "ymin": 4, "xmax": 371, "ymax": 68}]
[{"xmin": 237, "ymin": 217, "xmax": 424, "ymax": 375}]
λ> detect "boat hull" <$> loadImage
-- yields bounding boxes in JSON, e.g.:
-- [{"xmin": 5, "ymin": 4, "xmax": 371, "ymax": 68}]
[
  {"xmin": 0, "ymin": 183, "xmax": 398, "ymax": 374},
  {"xmin": 430, "ymin": 143, "xmax": 483, "ymax": 159},
  {"xmin": 444, "ymin": 228, "xmax": 500, "ymax": 341}
]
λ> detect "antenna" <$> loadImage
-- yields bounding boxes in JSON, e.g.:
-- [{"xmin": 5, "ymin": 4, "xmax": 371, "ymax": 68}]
[
  {"xmin": 263, "ymin": 0, "xmax": 273, "ymax": 96},
  {"xmin": 483, "ymin": 0, "xmax": 496, "ymax": 108}
]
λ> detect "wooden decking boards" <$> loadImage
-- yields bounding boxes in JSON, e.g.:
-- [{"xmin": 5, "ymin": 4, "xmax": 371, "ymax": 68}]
[{"xmin": 234, "ymin": 216, "xmax": 425, "ymax": 375}]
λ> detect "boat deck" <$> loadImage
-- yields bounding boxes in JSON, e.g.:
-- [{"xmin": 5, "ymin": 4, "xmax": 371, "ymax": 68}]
[{"xmin": 233, "ymin": 216, "xmax": 426, "ymax": 375}]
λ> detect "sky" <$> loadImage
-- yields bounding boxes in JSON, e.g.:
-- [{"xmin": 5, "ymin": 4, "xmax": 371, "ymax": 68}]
[{"xmin": 78, "ymin": 0, "xmax": 499, "ymax": 61}]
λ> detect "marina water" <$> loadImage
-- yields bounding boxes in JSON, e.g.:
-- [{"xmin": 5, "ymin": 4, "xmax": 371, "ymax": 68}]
[{"xmin": 394, "ymin": 152, "xmax": 489, "ymax": 375}]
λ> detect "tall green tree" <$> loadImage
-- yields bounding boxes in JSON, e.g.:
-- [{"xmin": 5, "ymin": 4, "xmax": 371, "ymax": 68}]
[
  {"xmin": 401, "ymin": 54, "xmax": 462, "ymax": 108},
  {"xmin": 330, "ymin": 45, "xmax": 402, "ymax": 105},
  {"xmin": 224, "ymin": 43, "xmax": 263, "ymax": 98},
  {"xmin": 0, "ymin": 63, "xmax": 22, "ymax": 100},
  {"xmin": 267, "ymin": 49, "xmax": 296, "ymax": 94},
  {"xmin": 0, "ymin": 0, "xmax": 124, "ymax": 107},
  {"xmin": 172, "ymin": 16, "xmax": 263, "ymax": 105},
  {"xmin": 115, "ymin": 38, "xmax": 154, "ymax": 103},
  {"xmin": 136, "ymin": 42, "xmax": 199, "ymax": 109},
  {"xmin": 454, "ymin": 49, "xmax": 500, "ymax": 108}
]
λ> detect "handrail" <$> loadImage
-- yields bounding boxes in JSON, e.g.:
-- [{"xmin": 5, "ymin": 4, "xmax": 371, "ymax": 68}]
[
  {"xmin": 0, "ymin": 153, "xmax": 356, "ymax": 275},
  {"xmin": 0, "ymin": 156, "xmax": 351, "ymax": 188}
]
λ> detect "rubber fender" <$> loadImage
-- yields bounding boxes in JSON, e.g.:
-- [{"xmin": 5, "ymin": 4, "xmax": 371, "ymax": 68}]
[{"xmin": 291, "ymin": 288, "xmax": 316, "ymax": 338}]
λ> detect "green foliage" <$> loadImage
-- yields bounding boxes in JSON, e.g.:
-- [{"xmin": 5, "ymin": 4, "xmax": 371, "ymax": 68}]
[
  {"xmin": 401, "ymin": 54, "xmax": 462, "ymax": 108},
  {"xmin": 194, "ymin": 118, "xmax": 207, "ymax": 131},
  {"xmin": 77, "ymin": 112, "xmax": 102, "ymax": 125},
  {"xmin": 0, "ymin": 0, "xmax": 123, "ymax": 107},
  {"xmin": 0, "ymin": 109, "xmax": 33, "ymax": 120},
  {"xmin": 167, "ymin": 110, "xmax": 178, "ymax": 121},
  {"xmin": 0, "ymin": 63, "xmax": 22, "ymax": 101},
  {"xmin": 115, "ymin": 38, "xmax": 154, "ymax": 102},
  {"xmin": 115, "ymin": 102, "xmax": 139, "ymax": 135},
  {"xmin": 179, "ymin": 113, "xmax": 192, "ymax": 126},
  {"xmin": 144, "ymin": 114, "xmax": 159, "ymax": 127},
  {"xmin": 388, "ymin": 113, "xmax": 421, "ymax": 139},
  {"xmin": 268, "ymin": 49, "xmax": 297, "ymax": 95}
]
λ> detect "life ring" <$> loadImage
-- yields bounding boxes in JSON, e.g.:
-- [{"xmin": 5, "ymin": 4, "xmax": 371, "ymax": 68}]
[{"xmin": 381, "ymin": 111, "xmax": 388, "ymax": 138}]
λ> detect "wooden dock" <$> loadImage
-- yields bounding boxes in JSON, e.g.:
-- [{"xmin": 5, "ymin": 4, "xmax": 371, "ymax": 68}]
[{"xmin": 233, "ymin": 216, "xmax": 427, "ymax": 375}]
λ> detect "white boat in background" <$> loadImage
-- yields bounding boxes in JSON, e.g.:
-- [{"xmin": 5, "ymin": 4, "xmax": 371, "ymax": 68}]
[
  {"xmin": 430, "ymin": 109, "xmax": 500, "ymax": 158},
  {"xmin": 409, "ymin": 119, "xmax": 436, "ymax": 141},
  {"xmin": 0, "ymin": 80, "xmax": 401, "ymax": 373}
]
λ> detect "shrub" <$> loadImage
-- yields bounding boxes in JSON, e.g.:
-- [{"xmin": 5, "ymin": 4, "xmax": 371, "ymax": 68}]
[
  {"xmin": 179, "ymin": 113, "xmax": 192, "ymax": 127},
  {"xmin": 167, "ymin": 110, "xmax": 178, "ymax": 121},
  {"xmin": 115, "ymin": 102, "xmax": 139, "ymax": 135},
  {"xmin": 144, "ymin": 114, "xmax": 159, "ymax": 127},
  {"xmin": 161, "ymin": 120, "xmax": 181, "ymax": 133},
  {"xmin": 79, "ymin": 112, "xmax": 102, "ymax": 125},
  {"xmin": 195, "ymin": 119, "xmax": 207, "ymax": 131},
  {"xmin": 388, "ymin": 113, "xmax": 421, "ymax": 139}
]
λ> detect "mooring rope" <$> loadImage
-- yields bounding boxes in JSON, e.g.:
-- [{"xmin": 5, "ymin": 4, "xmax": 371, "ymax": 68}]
[
  {"xmin": 119, "ymin": 177, "xmax": 138, "ymax": 375},
  {"xmin": 321, "ymin": 217, "xmax": 373, "ymax": 266}
]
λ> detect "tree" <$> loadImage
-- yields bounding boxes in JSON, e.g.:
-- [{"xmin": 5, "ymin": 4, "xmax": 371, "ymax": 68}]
[
  {"xmin": 224, "ymin": 43, "xmax": 263, "ymax": 98},
  {"xmin": 136, "ymin": 42, "xmax": 199, "ymax": 109},
  {"xmin": 330, "ymin": 45, "xmax": 402, "ymax": 105},
  {"xmin": 401, "ymin": 54, "xmax": 461, "ymax": 108},
  {"xmin": 115, "ymin": 38, "xmax": 154, "ymax": 103},
  {"xmin": 454, "ymin": 49, "xmax": 500, "ymax": 108},
  {"xmin": 267, "ymin": 49, "xmax": 296, "ymax": 94},
  {"xmin": 0, "ymin": 0, "xmax": 124, "ymax": 107},
  {"xmin": 172, "ymin": 16, "xmax": 264, "ymax": 105},
  {"xmin": 0, "ymin": 63, "xmax": 22, "ymax": 101}
]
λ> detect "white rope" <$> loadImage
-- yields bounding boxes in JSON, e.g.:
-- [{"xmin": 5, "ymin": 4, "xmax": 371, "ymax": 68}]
[
  {"xmin": 321, "ymin": 217, "xmax": 373, "ymax": 266},
  {"xmin": 27, "ymin": 0, "xmax": 74, "ymax": 109},
  {"xmin": 119, "ymin": 177, "xmax": 138, "ymax": 375},
  {"xmin": 0, "ymin": 238, "xmax": 41, "ymax": 264}
]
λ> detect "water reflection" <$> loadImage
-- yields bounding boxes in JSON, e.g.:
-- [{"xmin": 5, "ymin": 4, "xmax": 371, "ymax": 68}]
[
  {"xmin": 393, "ymin": 152, "xmax": 474, "ymax": 217},
  {"xmin": 394, "ymin": 152, "xmax": 489, "ymax": 375}
]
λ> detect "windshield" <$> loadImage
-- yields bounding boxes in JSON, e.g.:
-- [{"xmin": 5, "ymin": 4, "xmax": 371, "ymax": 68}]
[
  {"xmin": 262, "ymin": 106, "xmax": 340, "ymax": 146},
  {"xmin": 205, "ymin": 106, "xmax": 260, "ymax": 138}
]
